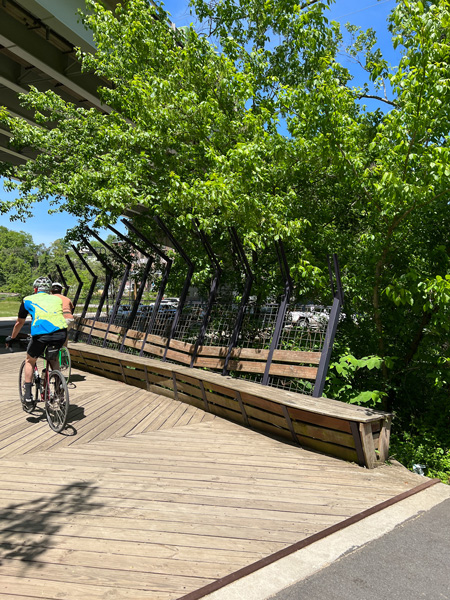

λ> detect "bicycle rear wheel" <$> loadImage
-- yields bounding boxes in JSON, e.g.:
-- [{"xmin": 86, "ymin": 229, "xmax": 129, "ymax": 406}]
[
  {"xmin": 58, "ymin": 346, "xmax": 71, "ymax": 383},
  {"xmin": 18, "ymin": 360, "xmax": 37, "ymax": 413},
  {"xmin": 45, "ymin": 370, "xmax": 70, "ymax": 432}
]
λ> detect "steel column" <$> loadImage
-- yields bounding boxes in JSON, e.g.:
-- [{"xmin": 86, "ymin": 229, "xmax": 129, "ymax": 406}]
[
  {"xmin": 190, "ymin": 223, "xmax": 222, "ymax": 367},
  {"xmin": 71, "ymin": 244, "xmax": 98, "ymax": 342},
  {"xmin": 80, "ymin": 237, "xmax": 113, "ymax": 345},
  {"xmin": 153, "ymin": 216, "xmax": 194, "ymax": 361},
  {"xmin": 65, "ymin": 253, "xmax": 83, "ymax": 309},
  {"xmin": 107, "ymin": 224, "xmax": 154, "ymax": 353},
  {"xmin": 262, "ymin": 241, "xmax": 293, "ymax": 385},
  {"xmin": 121, "ymin": 219, "xmax": 173, "ymax": 357},
  {"xmin": 222, "ymin": 228, "xmax": 254, "ymax": 376},
  {"xmin": 87, "ymin": 228, "xmax": 131, "ymax": 349},
  {"xmin": 312, "ymin": 254, "xmax": 344, "ymax": 398},
  {"xmin": 55, "ymin": 264, "xmax": 69, "ymax": 297}
]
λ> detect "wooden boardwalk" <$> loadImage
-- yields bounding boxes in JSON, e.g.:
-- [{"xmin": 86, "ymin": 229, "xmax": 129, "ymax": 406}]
[{"xmin": 0, "ymin": 348, "xmax": 429, "ymax": 600}]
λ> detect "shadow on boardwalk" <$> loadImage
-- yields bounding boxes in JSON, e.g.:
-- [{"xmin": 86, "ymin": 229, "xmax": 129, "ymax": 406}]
[{"xmin": 0, "ymin": 481, "xmax": 102, "ymax": 568}]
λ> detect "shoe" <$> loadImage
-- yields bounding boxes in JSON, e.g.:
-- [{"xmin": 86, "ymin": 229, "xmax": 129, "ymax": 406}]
[
  {"xmin": 22, "ymin": 397, "xmax": 35, "ymax": 412},
  {"xmin": 47, "ymin": 396, "xmax": 60, "ymax": 410}
]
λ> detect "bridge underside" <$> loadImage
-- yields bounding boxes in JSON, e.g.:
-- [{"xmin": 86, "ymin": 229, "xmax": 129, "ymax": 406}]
[{"xmin": 0, "ymin": 0, "xmax": 118, "ymax": 166}]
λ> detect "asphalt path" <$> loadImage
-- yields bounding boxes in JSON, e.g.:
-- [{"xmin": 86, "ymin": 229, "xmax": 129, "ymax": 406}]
[{"xmin": 270, "ymin": 497, "xmax": 450, "ymax": 600}]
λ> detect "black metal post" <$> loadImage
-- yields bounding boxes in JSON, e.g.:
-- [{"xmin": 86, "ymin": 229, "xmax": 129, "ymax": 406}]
[
  {"xmin": 87, "ymin": 228, "xmax": 131, "ymax": 349},
  {"xmin": 71, "ymin": 245, "xmax": 98, "ymax": 342},
  {"xmin": 55, "ymin": 264, "xmax": 69, "ymax": 297},
  {"xmin": 262, "ymin": 240, "xmax": 293, "ymax": 385},
  {"xmin": 65, "ymin": 254, "xmax": 83, "ymax": 309},
  {"xmin": 121, "ymin": 219, "xmax": 173, "ymax": 357},
  {"xmin": 107, "ymin": 224, "xmax": 154, "ymax": 353},
  {"xmin": 312, "ymin": 254, "xmax": 344, "ymax": 398},
  {"xmin": 153, "ymin": 216, "xmax": 194, "ymax": 361},
  {"xmin": 80, "ymin": 237, "xmax": 113, "ymax": 345},
  {"xmin": 222, "ymin": 228, "xmax": 254, "ymax": 376},
  {"xmin": 190, "ymin": 223, "xmax": 222, "ymax": 367}
]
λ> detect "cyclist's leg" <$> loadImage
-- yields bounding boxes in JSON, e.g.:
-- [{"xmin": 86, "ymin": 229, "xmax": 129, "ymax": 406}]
[
  {"xmin": 24, "ymin": 355, "xmax": 37, "ymax": 382},
  {"xmin": 24, "ymin": 336, "xmax": 46, "ymax": 400}
]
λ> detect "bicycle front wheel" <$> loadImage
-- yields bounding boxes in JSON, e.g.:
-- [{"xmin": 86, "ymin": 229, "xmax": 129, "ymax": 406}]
[
  {"xmin": 18, "ymin": 360, "xmax": 37, "ymax": 413},
  {"xmin": 45, "ymin": 370, "xmax": 70, "ymax": 432},
  {"xmin": 59, "ymin": 346, "xmax": 71, "ymax": 383}
]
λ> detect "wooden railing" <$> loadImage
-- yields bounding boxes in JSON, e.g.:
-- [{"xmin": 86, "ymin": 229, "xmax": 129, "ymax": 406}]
[{"xmin": 76, "ymin": 318, "xmax": 321, "ymax": 382}]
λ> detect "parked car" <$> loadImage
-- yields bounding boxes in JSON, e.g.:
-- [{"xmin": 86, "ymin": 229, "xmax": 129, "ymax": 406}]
[
  {"xmin": 288, "ymin": 305, "xmax": 327, "ymax": 327},
  {"xmin": 135, "ymin": 304, "xmax": 154, "ymax": 319},
  {"xmin": 161, "ymin": 297, "xmax": 179, "ymax": 307},
  {"xmin": 108, "ymin": 304, "xmax": 132, "ymax": 319},
  {"xmin": 156, "ymin": 304, "xmax": 177, "ymax": 317}
]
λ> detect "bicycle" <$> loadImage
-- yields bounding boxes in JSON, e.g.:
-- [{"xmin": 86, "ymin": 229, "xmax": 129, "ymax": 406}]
[
  {"xmin": 58, "ymin": 345, "xmax": 71, "ymax": 383},
  {"xmin": 12, "ymin": 341, "xmax": 70, "ymax": 433}
]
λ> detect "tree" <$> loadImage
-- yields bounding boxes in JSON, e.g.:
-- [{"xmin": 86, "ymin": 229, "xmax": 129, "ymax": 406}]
[
  {"xmin": 0, "ymin": 0, "xmax": 449, "ymax": 473},
  {"xmin": 0, "ymin": 226, "xmax": 42, "ymax": 296}
]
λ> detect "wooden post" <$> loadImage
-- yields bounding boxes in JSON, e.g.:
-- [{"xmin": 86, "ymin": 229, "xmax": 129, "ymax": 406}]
[
  {"xmin": 378, "ymin": 417, "xmax": 392, "ymax": 463},
  {"xmin": 359, "ymin": 422, "xmax": 377, "ymax": 468}
]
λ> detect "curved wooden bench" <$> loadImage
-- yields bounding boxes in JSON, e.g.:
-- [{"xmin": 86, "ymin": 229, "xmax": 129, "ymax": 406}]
[{"xmin": 69, "ymin": 338, "xmax": 392, "ymax": 469}]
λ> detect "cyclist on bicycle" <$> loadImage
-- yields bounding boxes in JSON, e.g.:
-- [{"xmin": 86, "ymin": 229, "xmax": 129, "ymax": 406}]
[
  {"xmin": 5, "ymin": 276, "xmax": 68, "ymax": 406},
  {"xmin": 51, "ymin": 282, "xmax": 74, "ymax": 330}
]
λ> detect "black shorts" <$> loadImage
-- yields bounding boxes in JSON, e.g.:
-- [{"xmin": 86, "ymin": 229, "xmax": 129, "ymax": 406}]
[{"xmin": 27, "ymin": 330, "xmax": 68, "ymax": 359}]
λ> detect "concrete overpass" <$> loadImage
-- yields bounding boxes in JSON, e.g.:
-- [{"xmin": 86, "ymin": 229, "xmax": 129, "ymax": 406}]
[{"xmin": 0, "ymin": 0, "xmax": 119, "ymax": 166}]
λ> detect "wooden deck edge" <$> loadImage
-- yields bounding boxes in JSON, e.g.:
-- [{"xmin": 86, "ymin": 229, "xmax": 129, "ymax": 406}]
[
  {"xmin": 177, "ymin": 478, "xmax": 441, "ymax": 600},
  {"xmin": 69, "ymin": 343, "xmax": 391, "ymax": 469}
]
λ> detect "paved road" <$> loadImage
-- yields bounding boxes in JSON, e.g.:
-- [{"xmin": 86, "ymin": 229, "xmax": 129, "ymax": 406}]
[
  {"xmin": 202, "ymin": 483, "xmax": 450, "ymax": 600},
  {"xmin": 270, "ymin": 496, "xmax": 450, "ymax": 600}
]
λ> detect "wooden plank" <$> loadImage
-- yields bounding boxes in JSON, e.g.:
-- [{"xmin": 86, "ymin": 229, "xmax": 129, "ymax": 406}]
[
  {"xmin": 171, "ymin": 391, "xmax": 206, "ymax": 412},
  {"xmin": 378, "ymin": 417, "xmax": 392, "ymax": 462},
  {"xmin": 359, "ymin": 422, "xmax": 378, "ymax": 468},
  {"xmin": 172, "ymin": 379, "xmax": 204, "ymax": 401},
  {"xmin": 0, "ymin": 573, "xmax": 181, "ymax": 600},
  {"xmin": 287, "ymin": 405, "xmax": 353, "ymax": 434},
  {"xmin": 192, "ymin": 356, "xmax": 318, "ymax": 379},
  {"xmin": 292, "ymin": 421, "xmax": 356, "ymax": 449},
  {"xmin": 243, "ymin": 404, "xmax": 291, "ymax": 433},
  {"xmin": 246, "ymin": 416, "xmax": 293, "ymax": 442}
]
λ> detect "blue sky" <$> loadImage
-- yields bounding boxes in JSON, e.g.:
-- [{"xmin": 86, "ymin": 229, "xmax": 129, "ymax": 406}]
[{"xmin": 0, "ymin": 0, "xmax": 398, "ymax": 246}]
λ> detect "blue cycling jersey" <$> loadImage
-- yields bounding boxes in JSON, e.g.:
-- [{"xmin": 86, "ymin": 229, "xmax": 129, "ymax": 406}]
[{"xmin": 19, "ymin": 292, "xmax": 68, "ymax": 336}]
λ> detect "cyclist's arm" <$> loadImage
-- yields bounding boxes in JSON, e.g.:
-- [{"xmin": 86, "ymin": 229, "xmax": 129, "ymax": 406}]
[
  {"xmin": 10, "ymin": 317, "xmax": 26, "ymax": 339},
  {"xmin": 10, "ymin": 302, "xmax": 28, "ymax": 339}
]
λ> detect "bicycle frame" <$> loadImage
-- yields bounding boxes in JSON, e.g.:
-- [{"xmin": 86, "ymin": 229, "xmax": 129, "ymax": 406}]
[{"xmin": 33, "ymin": 351, "xmax": 57, "ymax": 402}]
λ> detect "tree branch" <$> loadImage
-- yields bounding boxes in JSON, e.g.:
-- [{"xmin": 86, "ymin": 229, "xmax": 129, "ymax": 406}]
[{"xmin": 357, "ymin": 94, "xmax": 397, "ymax": 107}]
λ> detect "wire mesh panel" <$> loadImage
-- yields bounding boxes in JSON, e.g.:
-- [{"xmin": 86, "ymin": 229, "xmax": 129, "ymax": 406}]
[
  {"xmin": 173, "ymin": 302, "xmax": 207, "ymax": 344},
  {"xmin": 238, "ymin": 303, "xmax": 280, "ymax": 349},
  {"xmin": 201, "ymin": 299, "xmax": 240, "ymax": 347},
  {"xmin": 269, "ymin": 304, "xmax": 331, "ymax": 394},
  {"xmin": 132, "ymin": 303, "xmax": 177, "ymax": 339}
]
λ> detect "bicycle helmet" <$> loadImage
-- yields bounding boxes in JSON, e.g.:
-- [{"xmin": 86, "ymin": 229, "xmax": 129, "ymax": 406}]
[
  {"xmin": 33, "ymin": 276, "xmax": 52, "ymax": 292},
  {"xmin": 51, "ymin": 282, "xmax": 63, "ymax": 292}
]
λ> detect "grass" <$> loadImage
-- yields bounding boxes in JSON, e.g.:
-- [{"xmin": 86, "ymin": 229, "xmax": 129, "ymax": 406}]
[{"xmin": 0, "ymin": 298, "xmax": 20, "ymax": 317}]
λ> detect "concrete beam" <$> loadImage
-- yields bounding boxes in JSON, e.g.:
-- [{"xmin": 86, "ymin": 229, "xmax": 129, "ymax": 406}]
[
  {"xmin": 16, "ymin": 0, "xmax": 119, "ymax": 53},
  {"xmin": 0, "ymin": 8, "xmax": 111, "ymax": 113}
]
